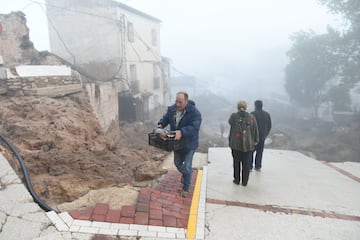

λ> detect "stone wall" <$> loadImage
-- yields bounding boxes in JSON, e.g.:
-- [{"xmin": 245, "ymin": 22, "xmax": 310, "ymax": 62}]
[{"xmin": 0, "ymin": 68, "xmax": 82, "ymax": 97}]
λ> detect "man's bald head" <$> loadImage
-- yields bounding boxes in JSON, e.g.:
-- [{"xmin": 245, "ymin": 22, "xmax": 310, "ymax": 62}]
[{"xmin": 176, "ymin": 91, "xmax": 189, "ymax": 111}]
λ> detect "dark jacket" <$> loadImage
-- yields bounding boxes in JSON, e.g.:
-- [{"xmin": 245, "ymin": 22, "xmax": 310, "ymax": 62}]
[
  {"xmin": 158, "ymin": 100, "xmax": 202, "ymax": 151},
  {"xmin": 228, "ymin": 111, "xmax": 259, "ymax": 152},
  {"xmin": 251, "ymin": 109, "xmax": 271, "ymax": 141}
]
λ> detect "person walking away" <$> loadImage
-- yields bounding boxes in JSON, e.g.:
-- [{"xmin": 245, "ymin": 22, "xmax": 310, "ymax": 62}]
[
  {"xmin": 250, "ymin": 100, "xmax": 272, "ymax": 171},
  {"xmin": 220, "ymin": 122, "xmax": 225, "ymax": 139},
  {"xmin": 157, "ymin": 92, "xmax": 202, "ymax": 197},
  {"xmin": 228, "ymin": 100, "xmax": 258, "ymax": 186}
]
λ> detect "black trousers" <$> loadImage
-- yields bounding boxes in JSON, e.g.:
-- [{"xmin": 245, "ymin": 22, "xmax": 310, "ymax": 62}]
[
  {"xmin": 250, "ymin": 139, "xmax": 265, "ymax": 169},
  {"xmin": 231, "ymin": 149, "xmax": 250, "ymax": 185}
]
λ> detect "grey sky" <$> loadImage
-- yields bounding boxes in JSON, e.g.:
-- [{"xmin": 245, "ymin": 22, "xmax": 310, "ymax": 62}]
[
  {"xmin": 1, "ymin": 0, "xmax": 341, "ymax": 98},
  {"xmin": 126, "ymin": 0, "xmax": 340, "ymax": 74}
]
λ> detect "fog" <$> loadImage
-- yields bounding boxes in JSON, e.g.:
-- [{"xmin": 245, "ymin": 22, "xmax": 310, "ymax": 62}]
[
  {"xmin": 127, "ymin": 0, "xmax": 340, "ymax": 100},
  {"xmin": 1, "ymin": 0, "xmax": 340, "ymax": 101},
  {"xmin": 1, "ymin": 1, "xmax": 359, "ymax": 163}
]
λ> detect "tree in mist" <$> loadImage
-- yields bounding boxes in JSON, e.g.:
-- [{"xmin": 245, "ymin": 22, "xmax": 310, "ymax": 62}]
[
  {"xmin": 285, "ymin": 31, "xmax": 338, "ymax": 118},
  {"xmin": 285, "ymin": 0, "xmax": 359, "ymax": 116},
  {"xmin": 326, "ymin": 84, "xmax": 352, "ymax": 111},
  {"xmin": 319, "ymin": 0, "xmax": 360, "ymax": 86}
]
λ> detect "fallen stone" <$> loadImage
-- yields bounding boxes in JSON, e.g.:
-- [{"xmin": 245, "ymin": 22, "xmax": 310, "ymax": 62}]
[
  {"xmin": 135, "ymin": 162, "xmax": 168, "ymax": 182},
  {"xmin": 57, "ymin": 186, "xmax": 140, "ymax": 212}
]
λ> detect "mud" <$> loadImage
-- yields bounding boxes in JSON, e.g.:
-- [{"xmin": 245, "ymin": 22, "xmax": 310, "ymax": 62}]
[{"xmin": 0, "ymin": 91, "xmax": 167, "ymax": 209}]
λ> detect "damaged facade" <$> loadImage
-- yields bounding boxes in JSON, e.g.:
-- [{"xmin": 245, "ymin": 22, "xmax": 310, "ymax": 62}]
[
  {"xmin": 0, "ymin": 12, "xmax": 82, "ymax": 98},
  {"xmin": 0, "ymin": 12, "xmax": 37, "ymax": 66},
  {"xmin": 45, "ymin": 0, "xmax": 171, "ymax": 127},
  {"xmin": 0, "ymin": 65, "xmax": 82, "ymax": 97}
]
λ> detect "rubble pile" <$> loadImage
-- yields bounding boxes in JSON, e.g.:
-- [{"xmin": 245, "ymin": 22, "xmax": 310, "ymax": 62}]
[{"xmin": 0, "ymin": 91, "xmax": 167, "ymax": 207}]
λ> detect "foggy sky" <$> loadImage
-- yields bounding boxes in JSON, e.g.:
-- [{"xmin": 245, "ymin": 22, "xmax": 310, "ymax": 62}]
[{"xmin": 1, "ymin": 0, "xmax": 341, "ymax": 100}]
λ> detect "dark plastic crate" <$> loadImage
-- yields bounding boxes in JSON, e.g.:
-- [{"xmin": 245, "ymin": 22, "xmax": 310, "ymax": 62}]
[{"xmin": 148, "ymin": 133, "xmax": 184, "ymax": 152}]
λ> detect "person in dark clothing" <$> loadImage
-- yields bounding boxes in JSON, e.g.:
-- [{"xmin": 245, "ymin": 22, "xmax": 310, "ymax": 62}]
[
  {"xmin": 220, "ymin": 122, "xmax": 225, "ymax": 139},
  {"xmin": 158, "ymin": 92, "xmax": 202, "ymax": 197},
  {"xmin": 228, "ymin": 100, "xmax": 258, "ymax": 186},
  {"xmin": 250, "ymin": 100, "xmax": 272, "ymax": 171}
]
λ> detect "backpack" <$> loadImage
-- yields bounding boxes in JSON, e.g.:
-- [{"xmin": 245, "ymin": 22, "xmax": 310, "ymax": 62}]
[{"xmin": 234, "ymin": 112, "xmax": 252, "ymax": 137}]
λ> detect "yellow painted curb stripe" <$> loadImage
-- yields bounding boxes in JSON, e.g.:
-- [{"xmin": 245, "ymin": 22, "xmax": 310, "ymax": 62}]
[{"xmin": 186, "ymin": 170, "xmax": 203, "ymax": 239}]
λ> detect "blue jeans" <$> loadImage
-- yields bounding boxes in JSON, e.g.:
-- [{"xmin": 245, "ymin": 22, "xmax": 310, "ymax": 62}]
[
  {"xmin": 174, "ymin": 149, "xmax": 195, "ymax": 191},
  {"xmin": 250, "ymin": 139, "xmax": 265, "ymax": 169}
]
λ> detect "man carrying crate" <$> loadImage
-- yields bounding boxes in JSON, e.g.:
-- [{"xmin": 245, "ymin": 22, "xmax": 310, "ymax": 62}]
[{"xmin": 157, "ymin": 91, "xmax": 202, "ymax": 197}]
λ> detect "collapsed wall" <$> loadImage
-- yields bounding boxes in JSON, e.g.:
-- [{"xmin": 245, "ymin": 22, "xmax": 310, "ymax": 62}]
[
  {"xmin": 0, "ymin": 12, "xmax": 83, "ymax": 97},
  {"xmin": 0, "ymin": 11, "xmax": 123, "ymax": 129},
  {"xmin": 0, "ymin": 12, "xmax": 38, "ymax": 66},
  {"xmin": 0, "ymin": 65, "xmax": 83, "ymax": 97},
  {"xmin": 0, "ymin": 11, "xmax": 167, "ymax": 208}
]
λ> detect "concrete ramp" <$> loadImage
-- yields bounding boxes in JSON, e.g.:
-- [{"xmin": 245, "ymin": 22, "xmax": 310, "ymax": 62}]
[{"xmin": 205, "ymin": 148, "xmax": 360, "ymax": 240}]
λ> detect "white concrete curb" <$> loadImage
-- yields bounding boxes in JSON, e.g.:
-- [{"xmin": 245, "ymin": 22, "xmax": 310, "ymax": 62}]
[
  {"xmin": 44, "ymin": 166, "xmax": 208, "ymax": 239},
  {"xmin": 196, "ymin": 166, "xmax": 207, "ymax": 240},
  {"xmin": 45, "ymin": 211, "xmax": 188, "ymax": 239}
]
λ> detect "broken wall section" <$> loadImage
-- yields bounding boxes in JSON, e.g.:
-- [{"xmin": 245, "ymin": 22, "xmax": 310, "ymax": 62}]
[
  {"xmin": 0, "ymin": 11, "xmax": 145, "ymax": 130},
  {"xmin": 0, "ymin": 12, "xmax": 37, "ymax": 67},
  {"xmin": 0, "ymin": 12, "xmax": 83, "ymax": 97},
  {"xmin": 0, "ymin": 65, "xmax": 82, "ymax": 97}
]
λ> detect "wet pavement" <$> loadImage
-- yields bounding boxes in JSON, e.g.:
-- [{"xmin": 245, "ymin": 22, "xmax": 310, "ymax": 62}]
[
  {"xmin": 205, "ymin": 148, "xmax": 360, "ymax": 240},
  {"xmin": 1, "ymin": 147, "xmax": 360, "ymax": 239}
]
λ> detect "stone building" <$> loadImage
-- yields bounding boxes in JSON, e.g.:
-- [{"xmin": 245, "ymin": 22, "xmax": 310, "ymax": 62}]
[{"xmin": 45, "ymin": 0, "xmax": 171, "ymax": 126}]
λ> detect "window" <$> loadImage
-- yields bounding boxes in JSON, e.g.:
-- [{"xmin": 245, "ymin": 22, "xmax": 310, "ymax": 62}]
[
  {"xmin": 128, "ymin": 22, "xmax": 134, "ymax": 42},
  {"xmin": 129, "ymin": 64, "xmax": 139, "ymax": 93},
  {"xmin": 151, "ymin": 29, "xmax": 157, "ymax": 46},
  {"xmin": 153, "ymin": 64, "xmax": 160, "ymax": 89},
  {"xmin": 130, "ymin": 64, "xmax": 137, "ymax": 82}
]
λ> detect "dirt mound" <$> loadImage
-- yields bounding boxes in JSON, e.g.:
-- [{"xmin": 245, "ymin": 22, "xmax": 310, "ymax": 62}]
[
  {"xmin": 0, "ymin": 91, "xmax": 167, "ymax": 208},
  {"xmin": 57, "ymin": 186, "xmax": 140, "ymax": 212}
]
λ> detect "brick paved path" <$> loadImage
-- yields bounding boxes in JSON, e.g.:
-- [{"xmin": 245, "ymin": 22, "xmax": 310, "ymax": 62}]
[{"xmin": 69, "ymin": 170, "xmax": 197, "ymax": 228}]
